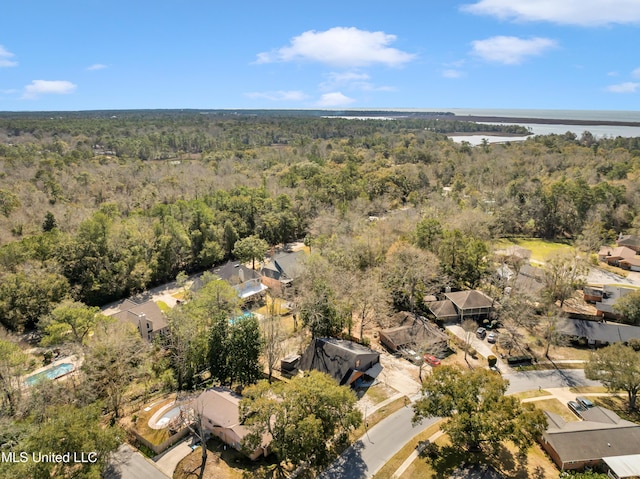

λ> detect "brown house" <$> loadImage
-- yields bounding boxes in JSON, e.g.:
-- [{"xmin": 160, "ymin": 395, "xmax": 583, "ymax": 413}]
[
  {"xmin": 108, "ymin": 299, "xmax": 168, "ymax": 342},
  {"xmin": 541, "ymin": 408, "xmax": 640, "ymax": 472},
  {"xmin": 194, "ymin": 387, "xmax": 270, "ymax": 460},
  {"xmin": 617, "ymin": 234, "xmax": 640, "ymax": 253},
  {"xmin": 444, "ymin": 290, "xmax": 494, "ymax": 321},
  {"xmin": 379, "ymin": 312, "xmax": 449, "ymax": 356},
  {"xmin": 598, "ymin": 246, "xmax": 636, "ymax": 266}
]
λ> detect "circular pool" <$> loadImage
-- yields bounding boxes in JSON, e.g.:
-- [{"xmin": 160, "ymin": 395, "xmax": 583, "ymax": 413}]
[{"xmin": 155, "ymin": 406, "xmax": 181, "ymax": 428}]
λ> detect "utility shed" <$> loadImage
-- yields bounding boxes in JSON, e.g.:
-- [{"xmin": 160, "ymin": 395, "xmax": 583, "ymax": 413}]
[{"xmin": 299, "ymin": 338, "xmax": 381, "ymax": 386}]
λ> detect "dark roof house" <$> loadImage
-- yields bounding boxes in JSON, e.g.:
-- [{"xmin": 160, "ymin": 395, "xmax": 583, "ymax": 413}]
[
  {"xmin": 298, "ymin": 338, "xmax": 381, "ymax": 386},
  {"xmin": 212, "ymin": 260, "xmax": 268, "ymax": 301},
  {"xmin": 617, "ymin": 235, "xmax": 640, "ymax": 253},
  {"xmin": 541, "ymin": 408, "xmax": 640, "ymax": 472},
  {"xmin": 379, "ymin": 312, "xmax": 449, "ymax": 355},
  {"xmin": 261, "ymin": 250, "xmax": 306, "ymax": 290},
  {"xmin": 444, "ymin": 290, "xmax": 495, "ymax": 321},
  {"xmin": 557, "ymin": 318, "xmax": 640, "ymax": 345},
  {"xmin": 427, "ymin": 300, "xmax": 460, "ymax": 322},
  {"xmin": 108, "ymin": 299, "xmax": 167, "ymax": 341}
]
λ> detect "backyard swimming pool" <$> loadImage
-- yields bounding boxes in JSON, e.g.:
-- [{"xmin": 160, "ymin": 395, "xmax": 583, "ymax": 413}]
[
  {"xmin": 25, "ymin": 362, "xmax": 74, "ymax": 386},
  {"xmin": 154, "ymin": 406, "xmax": 181, "ymax": 428}
]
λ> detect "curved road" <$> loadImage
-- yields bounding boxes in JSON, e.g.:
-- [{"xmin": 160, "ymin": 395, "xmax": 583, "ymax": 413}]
[
  {"xmin": 319, "ymin": 405, "xmax": 439, "ymax": 479},
  {"xmin": 320, "ymin": 367, "xmax": 600, "ymax": 479}
]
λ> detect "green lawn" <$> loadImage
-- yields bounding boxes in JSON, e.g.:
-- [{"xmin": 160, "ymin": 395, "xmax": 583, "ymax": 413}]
[{"xmin": 494, "ymin": 238, "xmax": 573, "ymax": 262}]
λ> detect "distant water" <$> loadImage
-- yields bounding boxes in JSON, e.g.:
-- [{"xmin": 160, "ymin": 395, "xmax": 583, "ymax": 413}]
[
  {"xmin": 442, "ymin": 108, "xmax": 640, "ymax": 123},
  {"xmin": 442, "ymin": 109, "xmax": 640, "ymax": 140}
]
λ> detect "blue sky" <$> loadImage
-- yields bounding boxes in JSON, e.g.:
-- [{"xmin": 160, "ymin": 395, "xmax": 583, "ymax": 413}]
[{"xmin": 1, "ymin": 0, "xmax": 640, "ymax": 111}]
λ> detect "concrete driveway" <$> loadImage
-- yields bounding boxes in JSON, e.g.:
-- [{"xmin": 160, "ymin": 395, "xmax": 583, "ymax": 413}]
[
  {"xmin": 445, "ymin": 324, "xmax": 508, "ymax": 370},
  {"xmin": 153, "ymin": 439, "xmax": 193, "ymax": 477}
]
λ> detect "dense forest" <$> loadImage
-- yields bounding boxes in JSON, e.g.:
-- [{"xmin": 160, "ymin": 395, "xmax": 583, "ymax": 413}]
[{"xmin": 0, "ymin": 111, "xmax": 638, "ymax": 331}]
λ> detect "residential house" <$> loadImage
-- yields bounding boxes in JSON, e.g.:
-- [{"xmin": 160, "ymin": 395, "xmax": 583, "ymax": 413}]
[
  {"xmin": 379, "ymin": 312, "xmax": 449, "ymax": 356},
  {"xmin": 194, "ymin": 387, "xmax": 270, "ymax": 460},
  {"xmin": 261, "ymin": 250, "xmax": 306, "ymax": 292},
  {"xmin": 557, "ymin": 318, "xmax": 640, "ymax": 346},
  {"xmin": 211, "ymin": 260, "xmax": 268, "ymax": 303},
  {"xmin": 620, "ymin": 257, "xmax": 640, "ymax": 272},
  {"xmin": 591, "ymin": 285, "xmax": 636, "ymax": 321},
  {"xmin": 108, "ymin": 299, "xmax": 167, "ymax": 342},
  {"xmin": 617, "ymin": 234, "xmax": 640, "ymax": 253},
  {"xmin": 444, "ymin": 290, "xmax": 495, "ymax": 321},
  {"xmin": 597, "ymin": 246, "xmax": 636, "ymax": 267},
  {"xmin": 298, "ymin": 338, "xmax": 382, "ymax": 387},
  {"xmin": 540, "ymin": 408, "xmax": 640, "ymax": 472},
  {"xmin": 427, "ymin": 300, "xmax": 460, "ymax": 323}
]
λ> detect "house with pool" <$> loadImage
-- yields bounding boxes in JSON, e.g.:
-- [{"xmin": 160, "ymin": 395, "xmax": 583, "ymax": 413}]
[{"xmin": 194, "ymin": 387, "xmax": 271, "ymax": 460}]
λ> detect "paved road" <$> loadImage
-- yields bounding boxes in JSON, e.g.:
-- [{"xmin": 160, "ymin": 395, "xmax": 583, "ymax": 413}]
[
  {"xmin": 103, "ymin": 444, "xmax": 170, "ymax": 479},
  {"xmin": 319, "ymin": 405, "xmax": 439, "ymax": 479},
  {"xmin": 504, "ymin": 368, "xmax": 600, "ymax": 394}
]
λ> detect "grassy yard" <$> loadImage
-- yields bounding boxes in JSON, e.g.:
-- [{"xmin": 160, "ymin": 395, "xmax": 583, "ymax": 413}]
[
  {"xmin": 128, "ymin": 395, "xmax": 176, "ymax": 447},
  {"xmin": 593, "ymin": 395, "xmax": 640, "ymax": 423},
  {"xmin": 530, "ymin": 398, "xmax": 577, "ymax": 422},
  {"xmin": 155, "ymin": 300, "xmax": 171, "ymax": 313},
  {"xmin": 510, "ymin": 389, "xmax": 551, "ymax": 400},
  {"xmin": 398, "ymin": 434, "xmax": 558, "ymax": 479},
  {"xmin": 360, "ymin": 383, "xmax": 398, "ymax": 405},
  {"xmin": 174, "ymin": 435, "xmax": 280, "ymax": 479},
  {"xmin": 494, "ymin": 237, "xmax": 573, "ymax": 262}
]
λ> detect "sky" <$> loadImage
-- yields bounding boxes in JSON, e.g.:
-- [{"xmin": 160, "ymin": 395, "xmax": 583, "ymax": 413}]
[{"xmin": 1, "ymin": 0, "xmax": 640, "ymax": 112}]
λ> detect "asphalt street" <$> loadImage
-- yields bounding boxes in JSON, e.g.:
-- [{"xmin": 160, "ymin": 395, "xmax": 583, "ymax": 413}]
[
  {"xmin": 504, "ymin": 368, "xmax": 600, "ymax": 394},
  {"xmin": 319, "ymin": 405, "xmax": 440, "ymax": 479},
  {"xmin": 103, "ymin": 444, "xmax": 170, "ymax": 479}
]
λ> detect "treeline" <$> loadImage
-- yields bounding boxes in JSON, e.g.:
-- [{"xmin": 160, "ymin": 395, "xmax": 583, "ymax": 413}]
[{"xmin": 0, "ymin": 186, "xmax": 307, "ymax": 330}]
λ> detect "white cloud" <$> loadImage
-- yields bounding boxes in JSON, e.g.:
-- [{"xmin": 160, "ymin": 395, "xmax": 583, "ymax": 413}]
[
  {"xmin": 316, "ymin": 92, "xmax": 356, "ymax": 107},
  {"xmin": 245, "ymin": 90, "xmax": 308, "ymax": 102},
  {"xmin": 320, "ymin": 71, "xmax": 395, "ymax": 92},
  {"xmin": 442, "ymin": 69, "xmax": 465, "ymax": 78},
  {"xmin": 256, "ymin": 27, "xmax": 415, "ymax": 67},
  {"xmin": 23, "ymin": 80, "xmax": 77, "ymax": 99},
  {"xmin": 462, "ymin": 0, "xmax": 640, "ymax": 26},
  {"xmin": 632, "ymin": 68, "xmax": 640, "ymax": 79},
  {"xmin": 0, "ymin": 45, "xmax": 17, "ymax": 68},
  {"xmin": 471, "ymin": 36, "xmax": 556, "ymax": 64},
  {"xmin": 607, "ymin": 82, "xmax": 639, "ymax": 93},
  {"xmin": 87, "ymin": 63, "xmax": 107, "ymax": 71}
]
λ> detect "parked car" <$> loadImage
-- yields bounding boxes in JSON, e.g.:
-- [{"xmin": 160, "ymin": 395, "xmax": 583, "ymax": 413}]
[
  {"xmin": 568, "ymin": 400, "xmax": 587, "ymax": 417},
  {"xmin": 402, "ymin": 349, "xmax": 423, "ymax": 365},
  {"xmin": 487, "ymin": 332, "xmax": 498, "ymax": 343},
  {"xmin": 476, "ymin": 327, "xmax": 487, "ymax": 339},
  {"xmin": 423, "ymin": 354, "xmax": 441, "ymax": 366},
  {"xmin": 576, "ymin": 396, "xmax": 594, "ymax": 408}
]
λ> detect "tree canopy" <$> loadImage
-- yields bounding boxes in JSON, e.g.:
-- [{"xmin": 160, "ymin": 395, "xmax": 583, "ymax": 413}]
[
  {"xmin": 585, "ymin": 343, "xmax": 640, "ymax": 411},
  {"xmin": 413, "ymin": 366, "xmax": 547, "ymax": 453},
  {"xmin": 240, "ymin": 371, "xmax": 362, "ymax": 473}
]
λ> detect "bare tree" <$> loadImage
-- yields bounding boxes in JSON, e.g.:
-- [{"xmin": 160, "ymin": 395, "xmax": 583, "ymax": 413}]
[
  {"xmin": 461, "ymin": 318, "xmax": 478, "ymax": 363},
  {"xmin": 262, "ymin": 297, "xmax": 284, "ymax": 383}
]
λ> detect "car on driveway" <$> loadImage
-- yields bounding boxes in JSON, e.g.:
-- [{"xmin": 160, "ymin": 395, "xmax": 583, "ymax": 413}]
[
  {"xmin": 568, "ymin": 400, "xmax": 587, "ymax": 417},
  {"xmin": 487, "ymin": 332, "xmax": 498, "ymax": 343},
  {"xmin": 576, "ymin": 396, "xmax": 594, "ymax": 408},
  {"xmin": 476, "ymin": 327, "xmax": 487, "ymax": 339},
  {"xmin": 402, "ymin": 349, "xmax": 423, "ymax": 365},
  {"xmin": 423, "ymin": 354, "xmax": 441, "ymax": 366}
]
